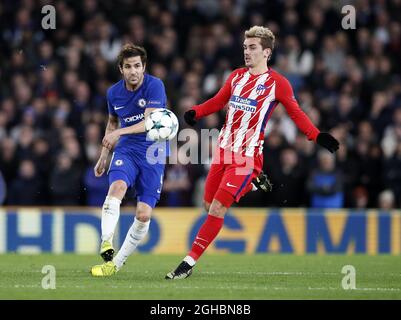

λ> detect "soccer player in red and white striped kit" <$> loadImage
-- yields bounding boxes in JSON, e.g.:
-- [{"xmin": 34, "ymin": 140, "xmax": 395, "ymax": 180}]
[{"xmin": 166, "ymin": 26, "xmax": 339, "ymax": 279}]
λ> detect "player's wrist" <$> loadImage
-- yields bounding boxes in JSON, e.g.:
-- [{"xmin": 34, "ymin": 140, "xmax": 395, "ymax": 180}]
[
  {"xmin": 100, "ymin": 148, "xmax": 110, "ymax": 157},
  {"xmin": 110, "ymin": 128, "xmax": 123, "ymax": 137}
]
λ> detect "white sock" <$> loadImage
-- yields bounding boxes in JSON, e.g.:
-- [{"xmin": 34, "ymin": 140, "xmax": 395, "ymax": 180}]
[
  {"xmin": 251, "ymin": 183, "xmax": 258, "ymax": 191},
  {"xmin": 184, "ymin": 255, "xmax": 196, "ymax": 267},
  {"xmin": 113, "ymin": 218, "xmax": 150, "ymax": 270},
  {"xmin": 101, "ymin": 196, "xmax": 121, "ymax": 242}
]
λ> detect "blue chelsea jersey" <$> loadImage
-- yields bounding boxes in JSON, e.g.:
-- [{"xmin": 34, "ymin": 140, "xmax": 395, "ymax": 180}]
[{"xmin": 107, "ymin": 74, "xmax": 169, "ymax": 156}]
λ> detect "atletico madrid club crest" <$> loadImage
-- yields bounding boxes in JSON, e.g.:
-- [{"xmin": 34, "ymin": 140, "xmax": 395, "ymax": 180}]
[{"xmin": 256, "ymin": 84, "xmax": 267, "ymax": 95}]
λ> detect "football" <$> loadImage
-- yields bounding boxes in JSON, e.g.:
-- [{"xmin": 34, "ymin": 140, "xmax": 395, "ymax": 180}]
[{"xmin": 145, "ymin": 109, "xmax": 179, "ymax": 141}]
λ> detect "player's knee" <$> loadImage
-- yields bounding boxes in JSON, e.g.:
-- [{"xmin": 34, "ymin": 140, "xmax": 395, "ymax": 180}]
[
  {"xmin": 109, "ymin": 180, "xmax": 127, "ymax": 197},
  {"xmin": 136, "ymin": 202, "xmax": 152, "ymax": 222},
  {"xmin": 208, "ymin": 200, "xmax": 227, "ymax": 218},
  {"xmin": 136, "ymin": 210, "xmax": 151, "ymax": 222},
  {"xmin": 212, "ymin": 188, "xmax": 234, "ymax": 212}
]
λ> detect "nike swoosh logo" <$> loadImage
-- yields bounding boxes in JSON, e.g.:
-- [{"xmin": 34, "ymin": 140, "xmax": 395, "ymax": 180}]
[
  {"xmin": 226, "ymin": 182, "xmax": 237, "ymax": 188},
  {"xmin": 114, "ymin": 106, "xmax": 125, "ymax": 110},
  {"xmin": 196, "ymin": 237, "xmax": 208, "ymax": 242}
]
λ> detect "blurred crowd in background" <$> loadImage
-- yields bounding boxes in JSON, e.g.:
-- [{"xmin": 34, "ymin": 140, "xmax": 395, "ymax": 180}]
[{"xmin": 0, "ymin": 0, "xmax": 400, "ymax": 209}]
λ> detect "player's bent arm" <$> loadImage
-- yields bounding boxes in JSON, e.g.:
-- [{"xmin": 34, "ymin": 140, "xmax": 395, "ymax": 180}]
[
  {"xmin": 95, "ymin": 114, "xmax": 119, "ymax": 176},
  {"xmin": 102, "ymin": 108, "xmax": 168, "ymax": 149},
  {"xmin": 106, "ymin": 114, "xmax": 119, "ymax": 133},
  {"xmin": 100, "ymin": 115, "xmax": 119, "ymax": 155},
  {"xmin": 276, "ymin": 75, "xmax": 339, "ymax": 152},
  {"xmin": 276, "ymin": 76, "xmax": 320, "ymax": 142},
  {"xmin": 118, "ymin": 107, "xmax": 158, "ymax": 136},
  {"xmin": 102, "ymin": 108, "xmax": 159, "ymax": 150}
]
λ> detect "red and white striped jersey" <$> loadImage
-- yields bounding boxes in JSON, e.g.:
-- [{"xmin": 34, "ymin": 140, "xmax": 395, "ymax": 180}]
[{"xmin": 192, "ymin": 67, "xmax": 320, "ymax": 157}]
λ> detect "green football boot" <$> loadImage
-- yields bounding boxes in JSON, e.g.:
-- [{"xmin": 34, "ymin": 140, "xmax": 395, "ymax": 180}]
[
  {"xmin": 100, "ymin": 240, "xmax": 114, "ymax": 262},
  {"xmin": 90, "ymin": 261, "xmax": 117, "ymax": 277}
]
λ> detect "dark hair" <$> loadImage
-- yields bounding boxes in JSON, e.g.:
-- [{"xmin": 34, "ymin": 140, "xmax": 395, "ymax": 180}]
[{"xmin": 117, "ymin": 43, "xmax": 147, "ymax": 68}]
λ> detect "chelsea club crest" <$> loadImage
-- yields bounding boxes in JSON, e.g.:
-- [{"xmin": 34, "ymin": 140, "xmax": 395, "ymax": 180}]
[{"xmin": 138, "ymin": 99, "xmax": 147, "ymax": 108}]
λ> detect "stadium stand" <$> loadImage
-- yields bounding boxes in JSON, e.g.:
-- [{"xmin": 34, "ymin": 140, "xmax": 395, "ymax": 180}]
[{"xmin": 0, "ymin": 0, "xmax": 400, "ymax": 208}]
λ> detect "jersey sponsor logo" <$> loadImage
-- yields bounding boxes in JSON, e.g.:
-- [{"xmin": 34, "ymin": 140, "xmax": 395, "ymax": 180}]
[
  {"xmin": 123, "ymin": 113, "xmax": 144, "ymax": 123},
  {"xmin": 229, "ymin": 95, "xmax": 257, "ymax": 113},
  {"xmin": 138, "ymin": 99, "xmax": 146, "ymax": 108},
  {"xmin": 115, "ymin": 159, "xmax": 123, "ymax": 166},
  {"xmin": 230, "ymin": 95, "xmax": 257, "ymax": 106}
]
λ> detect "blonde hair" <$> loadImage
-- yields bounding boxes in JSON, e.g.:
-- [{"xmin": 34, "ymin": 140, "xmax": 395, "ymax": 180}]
[{"xmin": 245, "ymin": 26, "xmax": 275, "ymax": 51}]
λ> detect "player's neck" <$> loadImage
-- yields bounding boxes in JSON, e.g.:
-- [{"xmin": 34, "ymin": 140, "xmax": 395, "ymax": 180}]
[
  {"xmin": 124, "ymin": 76, "xmax": 144, "ymax": 91},
  {"xmin": 249, "ymin": 63, "xmax": 269, "ymax": 76}
]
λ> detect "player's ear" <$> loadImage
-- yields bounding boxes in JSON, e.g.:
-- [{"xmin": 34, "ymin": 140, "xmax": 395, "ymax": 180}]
[
  {"xmin": 265, "ymin": 48, "xmax": 272, "ymax": 60},
  {"xmin": 119, "ymin": 65, "xmax": 123, "ymax": 75},
  {"xmin": 263, "ymin": 48, "xmax": 268, "ymax": 58}
]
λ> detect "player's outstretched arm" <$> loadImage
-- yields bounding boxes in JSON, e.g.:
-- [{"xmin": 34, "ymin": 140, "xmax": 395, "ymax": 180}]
[
  {"xmin": 95, "ymin": 115, "xmax": 119, "ymax": 177},
  {"xmin": 185, "ymin": 90, "xmax": 230, "ymax": 126},
  {"xmin": 185, "ymin": 70, "xmax": 238, "ymax": 126},
  {"xmin": 277, "ymin": 75, "xmax": 339, "ymax": 153}
]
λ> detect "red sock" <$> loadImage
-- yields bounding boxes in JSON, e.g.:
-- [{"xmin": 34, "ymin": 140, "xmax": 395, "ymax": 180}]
[{"xmin": 188, "ymin": 214, "xmax": 224, "ymax": 261}]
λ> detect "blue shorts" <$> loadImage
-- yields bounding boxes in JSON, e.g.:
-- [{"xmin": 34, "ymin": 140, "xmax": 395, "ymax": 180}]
[{"xmin": 107, "ymin": 150, "xmax": 165, "ymax": 208}]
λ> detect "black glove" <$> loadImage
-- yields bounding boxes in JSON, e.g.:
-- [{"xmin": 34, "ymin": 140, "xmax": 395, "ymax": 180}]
[
  {"xmin": 253, "ymin": 172, "xmax": 273, "ymax": 193},
  {"xmin": 316, "ymin": 132, "xmax": 339, "ymax": 153},
  {"xmin": 184, "ymin": 110, "xmax": 197, "ymax": 126}
]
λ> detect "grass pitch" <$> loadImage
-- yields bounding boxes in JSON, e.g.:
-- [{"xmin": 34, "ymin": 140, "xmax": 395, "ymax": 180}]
[{"xmin": 0, "ymin": 254, "xmax": 400, "ymax": 300}]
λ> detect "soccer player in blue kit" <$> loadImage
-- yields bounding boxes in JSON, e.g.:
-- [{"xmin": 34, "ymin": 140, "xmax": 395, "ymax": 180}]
[{"xmin": 91, "ymin": 44, "xmax": 167, "ymax": 276}]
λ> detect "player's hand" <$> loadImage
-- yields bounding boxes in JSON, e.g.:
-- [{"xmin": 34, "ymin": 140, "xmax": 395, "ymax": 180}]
[
  {"xmin": 316, "ymin": 132, "xmax": 339, "ymax": 153},
  {"xmin": 184, "ymin": 110, "xmax": 197, "ymax": 126},
  {"xmin": 94, "ymin": 156, "xmax": 107, "ymax": 177},
  {"xmin": 102, "ymin": 131, "xmax": 120, "ymax": 150}
]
